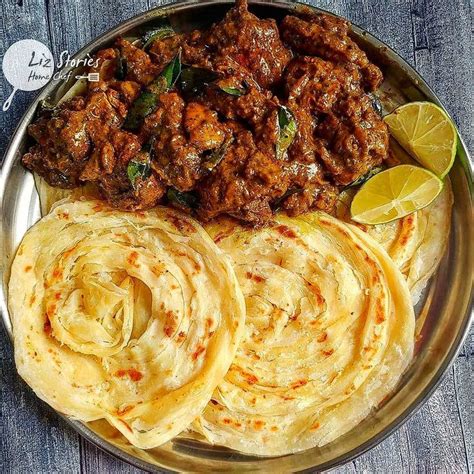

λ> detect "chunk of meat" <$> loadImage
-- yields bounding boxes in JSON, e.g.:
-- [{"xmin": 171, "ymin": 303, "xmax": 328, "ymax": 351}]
[
  {"xmin": 203, "ymin": 81, "xmax": 277, "ymax": 127},
  {"xmin": 149, "ymin": 34, "xmax": 184, "ymax": 70},
  {"xmin": 99, "ymin": 165, "xmax": 165, "ymax": 211},
  {"xmin": 86, "ymin": 48, "xmax": 119, "ymax": 92},
  {"xmin": 23, "ymin": 90, "xmax": 132, "ymax": 188},
  {"xmin": 116, "ymin": 37, "xmax": 159, "ymax": 85},
  {"xmin": 80, "ymin": 128, "xmax": 141, "ymax": 181},
  {"xmin": 149, "ymin": 92, "xmax": 228, "ymax": 191},
  {"xmin": 315, "ymin": 93, "xmax": 389, "ymax": 184},
  {"xmin": 197, "ymin": 130, "xmax": 288, "ymax": 225},
  {"xmin": 195, "ymin": 0, "xmax": 292, "ymax": 88},
  {"xmin": 281, "ymin": 13, "xmax": 382, "ymax": 90},
  {"xmin": 284, "ymin": 56, "xmax": 389, "ymax": 185},
  {"xmin": 281, "ymin": 184, "xmax": 339, "ymax": 217},
  {"xmin": 23, "ymin": 97, "xmax": 90, "ymax": 187},
  {"xmin": 184, "ymin": 102, "xmax": 226, "ymax": 151},
  {"xmin": 285, "ymin": 56, "xmax": 361, "ymax": 113}
]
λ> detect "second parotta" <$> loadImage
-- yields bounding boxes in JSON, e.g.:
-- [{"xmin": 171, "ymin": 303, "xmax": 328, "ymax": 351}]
[{"xmin": 193, "ymin": 213, "xmax": 414, "ymax": 455}]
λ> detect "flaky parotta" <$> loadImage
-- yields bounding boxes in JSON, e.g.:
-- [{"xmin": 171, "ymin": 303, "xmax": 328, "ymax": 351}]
[
  {"xmin": 34, "ymin": 174, "xmax": 100, "ymax": 216},
  {"xmin": 193, "ymin": 213, "xmax": 414, "ymax": 456},
  {"xmin": 9, "ymin": 200, "xmax": 245, "ymax": 449},
  {"xmin": 335, "ymin": 181, "xmax": 452, "ymax": 304}
]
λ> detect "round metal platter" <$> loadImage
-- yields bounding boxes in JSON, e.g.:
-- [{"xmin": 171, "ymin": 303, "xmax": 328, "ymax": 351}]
[{"xmin": 1, "ymin": 1, "xmax": 472, "ymax": 472}]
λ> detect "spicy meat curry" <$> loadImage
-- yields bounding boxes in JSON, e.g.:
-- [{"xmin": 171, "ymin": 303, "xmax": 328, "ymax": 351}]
[{"xmin": 22, "ymin": 0, "xmax": 388, "ymax": 225}]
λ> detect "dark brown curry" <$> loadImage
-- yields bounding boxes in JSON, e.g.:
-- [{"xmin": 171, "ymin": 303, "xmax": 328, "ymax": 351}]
[{"xmin": 22, "ymin": 0, "xmax": 388, "ymax": 225}]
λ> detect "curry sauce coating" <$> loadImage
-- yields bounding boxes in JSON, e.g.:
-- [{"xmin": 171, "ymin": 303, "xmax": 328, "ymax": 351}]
[{"xmin": 22, "ymin": 0, "xmax": 388, "ymax": 224}]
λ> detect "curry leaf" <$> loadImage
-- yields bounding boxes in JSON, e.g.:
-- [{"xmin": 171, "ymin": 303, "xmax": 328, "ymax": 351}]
[
  {"xmin": 202, "ymin": 137, "xmax": 233, "ymax": 171},
  {"xmin": 161, "ymin": 50, "xmax": 182, "ymax": 89},
  {"xmin": 127, "ymin": 156, "xmax": 151, "ymax": 189},
  {"xmin": 276, "ymin": 105, "xmax": 297, "ymax": 158},
  {"xmin": 123, "ymin": 53, "xmax": 182, "ymax": 130},
  {"xmin": 142, "ymin": 26, "xmax": 175, "ymax": 50},
  {"xmin": 218, "ymin": 84, "xmax": 247, "ymax": 96},
  {"xmin": 115, "ymin": 56, "xmax": 127, "ymax": 80},
  {"xmin": 123, "ymin": 91, "xmax": 158, "ymax": 130},
  {"xmin": 180, "ymin": 66, "xmax": 219, "ymax": 97}
]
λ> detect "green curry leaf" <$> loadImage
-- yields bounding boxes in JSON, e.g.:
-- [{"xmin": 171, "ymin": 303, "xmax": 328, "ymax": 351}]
[
  {"xmin": 276, "ymin": 105, "xmax": 297, "ymax": 158},
  {"xmin": 127, "ymin": 155, "xmax": 151, "ymax": 189},
  {"xmin": 161, "ymin": 50, "xmax": 182, "ymax": 89},
  {"xmin": 218, "ymin": 84, "xmax": 247, "ymax": 96},
  {"xmin": 142, "ymin": 26, "xmax": 175, "ymax": 50},
  {"xmin": 123, "ymin": 52, "xmax": 182, "ymax": 130},
  {"xmin": 123, "ymin": 92, "xmax": 158, "ymax": 130},
  {"xmin": 202, "ymin": 137, "xmax": 233, "ymax": 171},
  {"xmin": 180, "ymin": 66, "xmax": 219, "ymax": 97}
]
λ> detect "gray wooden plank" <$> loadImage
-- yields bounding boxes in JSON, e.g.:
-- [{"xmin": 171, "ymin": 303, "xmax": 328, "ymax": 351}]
[
  {"xmin": 0, "ymin": 1, "xmax": 81, "ymax": 473},
  {"xmin": 396, "ymin": 368, "xmax": 468, "ymax": 473},
  {"xmin": 0, "ymin": 0, "xmax": 51, "ymax": 154},
  {"xmin": 0, "ymin": 323, "xmax": 81, "ymax": 473},
  {"xmin": 80, "ymin": 439, "xmax": 145, "ymax": 474}
]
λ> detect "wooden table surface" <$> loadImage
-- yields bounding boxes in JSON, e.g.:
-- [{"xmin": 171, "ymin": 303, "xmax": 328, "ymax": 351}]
[{"xmin": 0, "ymin": 0, "xmax": 472, "ymax": 472}]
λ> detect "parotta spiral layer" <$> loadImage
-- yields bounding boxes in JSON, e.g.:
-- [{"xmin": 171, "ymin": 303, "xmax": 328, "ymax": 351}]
[
  {"xmin": 195, "ymin": 213, "xmax": 415, "ymax": 456},
  {"xmin": 335, "ymin": 182, "xmax": 452, "ymax": 304},
  {"xmin": 9, "ymin": 200, "xmax": 245, "ymax": 449}
]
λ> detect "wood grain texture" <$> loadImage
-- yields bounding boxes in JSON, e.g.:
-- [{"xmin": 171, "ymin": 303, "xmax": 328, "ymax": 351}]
[{"xmin": 0, "ymin": 0, "xmax": 472, "ymax": 472}]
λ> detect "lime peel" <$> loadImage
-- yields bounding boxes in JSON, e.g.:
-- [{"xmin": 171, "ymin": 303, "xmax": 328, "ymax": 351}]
[
  {"xmin": 350, "ymin": 164, "xmax": 443, "ymax": 225},
  {"xmin": 384, "ymin": 101, "xmax": 457, "ymax": 178}
]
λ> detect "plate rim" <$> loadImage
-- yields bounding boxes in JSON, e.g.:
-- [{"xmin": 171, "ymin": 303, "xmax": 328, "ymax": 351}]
[{"xmin": 0, "ymin": 1, "xmax": 472, "ymax": 472}]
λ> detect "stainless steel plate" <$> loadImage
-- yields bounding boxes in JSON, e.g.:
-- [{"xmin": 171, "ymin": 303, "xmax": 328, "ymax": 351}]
[{"xmin": 1, "ymin": 1, "xmax": 472, "ymax": 471}]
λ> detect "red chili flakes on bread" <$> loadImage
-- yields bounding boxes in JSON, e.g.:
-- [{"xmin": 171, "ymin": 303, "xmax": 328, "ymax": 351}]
[
  {"xmin": 375, "ymin": 298, "xmax": 386, "ymax": 324},
  {"xmin": 43, "ymin": 319, "xmax": 52, "ymax": 336},
  {"xmin": 253, "ymin": 420, "xmax": 266, "ymax": 430},
  {"xmin": 322, "ymin": 349, "xmax": 334, "ymax": 357},
  {"xmin": 317, "ymin": 332, "xmax": 328, "ymax": 343},
  {"xmin": 163, "ymin": 310, "xmax": 177, "ymax": 337}
]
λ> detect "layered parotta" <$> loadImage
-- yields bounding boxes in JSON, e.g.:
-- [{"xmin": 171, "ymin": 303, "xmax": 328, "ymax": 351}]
[
  {"xmin": 194, "ymin": 213, "xmax": 414, "ymax": 456},
  {"xmin": 335, "ymin": 181, "xmax": 452, "ymax": 304},
  {"xmin": 9, "ymin": 200, "xmax": 245, "ymax": 449},
  {"xmin": 34, "ymin": 174, "xmax": 100, "ymax": 216}
]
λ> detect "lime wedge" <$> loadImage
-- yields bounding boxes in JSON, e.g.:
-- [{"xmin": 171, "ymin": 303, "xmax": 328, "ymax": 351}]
[
  {"xmin": 350, "ymin": 164, "xmax": 443, "ymax": 225},
  {"xmin": 384, "ymin": 102, "xmax": 457, "ymax": 178}
]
